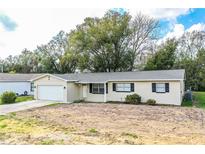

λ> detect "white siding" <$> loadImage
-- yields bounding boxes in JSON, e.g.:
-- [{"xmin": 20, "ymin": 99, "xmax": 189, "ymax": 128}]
[
  {"xmin": 77, "ymin": 81, "xmax": 183, "ymax": 105},
  {"xmin": 67, "ymin": 83, "xmax": 80, "ymax": 102},
  {"xmin": 0, "ymin": 82, "xmax": 32, "ymax": 95},
  {"xmin": 107, "ymin": 81, "xmax": 182, "ymax": 105},
  {"xmin": 82, "ymin": 85, "xmax": 87, "ymax": 98},
  {"xmin": 85, "ymin": 93, "xmax": 104, "ymax": 102},
  {"xmin": 180, "ymin": 80, "xmax": 185, "ymax": 102},
  {"xmin": 81, "ymin": 84, "xmax": 104, "ymax": 102},
  {"xmin": 76, "ymin": 84, "xmax": 105, "ymax": 102}
]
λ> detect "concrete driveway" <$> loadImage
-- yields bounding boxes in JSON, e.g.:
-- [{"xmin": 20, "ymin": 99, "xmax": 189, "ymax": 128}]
[{"xmin": 0, "ymin": 100, "xmax": 57, "ymax": 115}]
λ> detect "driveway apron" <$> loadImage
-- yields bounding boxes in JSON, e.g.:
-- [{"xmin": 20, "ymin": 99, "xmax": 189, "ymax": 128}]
[{"xmin": 0, "ymin": 100, "xmax": 57, "ymax": 115}]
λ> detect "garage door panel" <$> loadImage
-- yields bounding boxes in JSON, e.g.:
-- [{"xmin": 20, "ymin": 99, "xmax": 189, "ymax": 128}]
[{"xmin": 38, "ymin": 85, "xmax": 64, "ymax": 101}]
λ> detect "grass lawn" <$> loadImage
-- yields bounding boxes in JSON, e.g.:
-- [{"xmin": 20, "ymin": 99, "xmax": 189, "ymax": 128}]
[
  {"xmin": 15, "ymin": 96, "xmax": 34, "ymax": 103},
  {"xmin": 182, "ymin": 91, "xmax": 205, "ymax": 109},
  {"xmin": 194, "ymin": 92, "xmax": 205, "ymax": 109},
  {"xmin": 0, "ymin": 96, "xmax": 34, "ymax": 105}
]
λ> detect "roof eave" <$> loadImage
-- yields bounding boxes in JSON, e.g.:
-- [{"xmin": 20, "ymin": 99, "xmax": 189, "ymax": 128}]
[
  {"xmin": 0, "ymin": 80, "xmax": 31, "ymax": 82},
  {"xmin": 76, "ymin": 78, "xmax": 184, "ymax": 83}
]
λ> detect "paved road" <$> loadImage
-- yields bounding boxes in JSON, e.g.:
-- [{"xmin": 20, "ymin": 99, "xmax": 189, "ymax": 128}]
[{"xmin": 0, "ymin": 100, "xmax": 57, "ymax": 115}]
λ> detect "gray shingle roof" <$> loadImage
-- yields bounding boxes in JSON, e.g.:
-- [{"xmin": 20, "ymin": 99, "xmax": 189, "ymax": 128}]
[
  {"xmin": 0, "ymin": 69, "xmax": 185, "ymax": 82},
  {"xmin": 54, "ymin": 69, "xmax": 185, "ymax": 83},
  {"xmin": 0, "ymin": 73, "xmax": 44, "ymax": 82}
]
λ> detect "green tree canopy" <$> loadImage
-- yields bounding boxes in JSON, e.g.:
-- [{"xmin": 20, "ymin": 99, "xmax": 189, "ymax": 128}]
[
  {"xmin": 69, "ymin": 10, "xmax": 132, "ymax": 72},
  {"xmin": 144, "ymin": 39, "xmax": 177, "ymax": 70},
  {"xmin": 69, "ymin": 10, "xmax": 159, "ymax": 72}
]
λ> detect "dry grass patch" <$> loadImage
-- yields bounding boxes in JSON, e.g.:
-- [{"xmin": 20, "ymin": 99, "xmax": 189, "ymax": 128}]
[{"xmin": 1, "ymin": 103, "xmax": 205, "ymax": 144}]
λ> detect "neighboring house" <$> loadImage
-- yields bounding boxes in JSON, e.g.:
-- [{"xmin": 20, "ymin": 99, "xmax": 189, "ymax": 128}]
[
  {"xmin": 0, "ymin": 73, "xmax": 42, "ymax": 95},
  {"xmin": 32, "ymin": 69, "xmax": 185, "ymax": 105}
]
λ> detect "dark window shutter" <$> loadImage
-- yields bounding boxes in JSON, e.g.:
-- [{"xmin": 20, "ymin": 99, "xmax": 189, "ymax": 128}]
[
  {"xmin": 131, "ymin": 83, "xmax": 134, "ymax": 92},
  {"xmin": 152, "ymin": 83, "xmax": 156, "ymax": 92},
  {"xmin": 89, "ymin": 84, "xmax": 92, "ymax": 93},
  {"xmin": 113, "ymin": 83, "xmax": 116, "ymax": 91},
  {"xmin": 106, "ymin": 83, "xmax": 108, "ymax": 93},
  {"xmin": 165, "ymin": 83, "xmax": 169, "ymax": 92}
]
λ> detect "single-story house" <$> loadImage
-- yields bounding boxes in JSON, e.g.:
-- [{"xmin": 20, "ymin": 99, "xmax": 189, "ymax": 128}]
[
  {"xmin": 0, "ymin": 73, "xmax": 42, "ymax": 95},
  {"xmin": 32, "ymin": 69, "xmax": 185, "ymax": 105}
]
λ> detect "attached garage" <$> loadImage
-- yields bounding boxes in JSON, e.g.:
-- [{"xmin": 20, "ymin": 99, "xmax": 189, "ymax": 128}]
[
  {"xmin": 37, "ymin": 85, "xmax": 64, "ymax": 101},
  {"xmin": 32, "ymin": 74, "xmax": 70, "ymax": 102}
]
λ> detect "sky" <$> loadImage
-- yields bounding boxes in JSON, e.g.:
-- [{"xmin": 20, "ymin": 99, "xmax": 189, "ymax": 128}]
[{"xmin": 0, "ymin": 8, "xmax": 205, "ymax": 58}]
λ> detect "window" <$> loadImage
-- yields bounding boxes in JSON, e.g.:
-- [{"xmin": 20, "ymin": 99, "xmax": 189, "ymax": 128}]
[
  {"xmin": 92, "ymin": 84, "xmax": 104, "ymax": 94},
  {"xmin": 156, "ymin": 83, "xmax": 165, "ymax": 93},
  {"xmin": 152, "ymin": 83, "xmax": 169, "ymax": 93},
  {"xmin": 31, "ymin": 82, "xmax": 35, "ymax": 92},
  {"xmin": 116, "ymin": 83, "xmax": 131, "ymax": 92}
]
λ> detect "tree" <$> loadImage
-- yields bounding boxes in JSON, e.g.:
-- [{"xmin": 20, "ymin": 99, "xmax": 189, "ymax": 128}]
[
  {"xmin": 69, "ymin": 10, "xmax": 132, "ymax": 72},
  {"xmin": 16, "ymin": 49, "xmax": 40, "ymax": 73},
  {"xmin": 177, "ymin": 31, "xmax": 205, "ymax": 59},
  {"xmin": 1, "ymin": 49, "xmax": 41, "ymax": 73},
  {"xmin": 144, "ymin": 39, "xmax": 177, "ymax": 70},
  {"xmin": 174, "ymin": 31, "xmax": 205, "ymax": 91},
  {"xmin": 1, "ymin": 30, "xmax": 78, "ymax": 74},
  {"xmin": 174, "ymin": 57, "xmax": 198, "ymax": 90},
  {"xmin": 175, "ymin": 49, "xmax": 205, "ymax": 91},
  {"xmin": 196, "ymin": 49, "xmax": 205, "ymax": 90},
  {"xmin": 3, "ymin": 55, "xmax": 18, "ymax": 72},
  {"xmin": 36, "ymin": 30, "xmax": 77, "ymax": 73},
  {"xmin": 60, "ymin": 50, "xmax": 79, "ymax": 73},
  {"xmin": 69, "ymin": 10, "xmax": 159, "ymax": 72},
  {"xmin": 0, "ymin": 58, "xmax": 4, "ymax": 72},
  {"xmin": 127, "ymin": 13, "xmax": 159, "ymax": 70}
]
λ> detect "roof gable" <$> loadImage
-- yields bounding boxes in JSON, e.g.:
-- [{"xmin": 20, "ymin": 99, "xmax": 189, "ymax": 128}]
[{"xmin": 31, "ymin": 74, "xmax": 69, "ymax": 82}]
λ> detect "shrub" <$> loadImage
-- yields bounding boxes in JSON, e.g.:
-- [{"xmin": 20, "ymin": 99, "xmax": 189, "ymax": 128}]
[
  {"xmin": 89, "ymin": 128, "xmax": 98, "ymax": 133},
  {"xmin": 125, "ymin": 93, "xmax": 141, "ymax": 104},
  {"xmin": 73, "ymin": 99, "xmax": 84, "ymax": 103},
  {"xmin": 121, "ymin": 132, "xmax": 138, "ymax": 139},
  {"xmin": 146, "ymin": 99, "xmax": 156, "ymax": 105},
  {"xmin": 0, "ymin": 115, "xmax": 6, "ymax": 121},
  {"xmin": 0, "ymin": 124, "xmax": 7, "ymax": 129},
  {"xmin": 1, "ymin": 91, "xmax": 17, "ymax": 104},
  {"xmin": 40, "ymin": 139, "xmax": 55, "ymax": 145}
]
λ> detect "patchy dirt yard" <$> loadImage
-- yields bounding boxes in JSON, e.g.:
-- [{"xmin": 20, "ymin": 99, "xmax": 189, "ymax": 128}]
[{"xmin": 0, "ymin": 103, "xmax": 205, "ymax": 144}]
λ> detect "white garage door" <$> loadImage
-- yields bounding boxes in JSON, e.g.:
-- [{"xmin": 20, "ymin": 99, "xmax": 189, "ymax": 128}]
[{"xmin": 38, "ymin": 85, "xmax": 64, "ymax": 101}]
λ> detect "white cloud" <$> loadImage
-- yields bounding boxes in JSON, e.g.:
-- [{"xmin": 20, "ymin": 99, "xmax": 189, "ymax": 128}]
[
  {"xmin": 159, "ymin": 23, "xmax": 205, "ymax": 44},
  {"xmin": 0, "ymin": 22, "xmax": 6, "ymax": 33},
  {"xmin": 0, "ymin": 8, "xmax": 107, "ymax": 58},
  {"xmin": 186, "ymin": 23, "xmax": 205, "ymax": 32},
  {"xmin": 129, "ymin": 9, "xmax": 191, "ymax": 39},
  {"xmin": 157, "ymin": 24, "xmax": 185, "ymax": 45},
  {"xmin": 164, "ymin": 24, "xmax": 185, "ymax": 39},
  {"xmin": 129, "ymin": 8, "xmax": 191, "ymax": 20}
]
